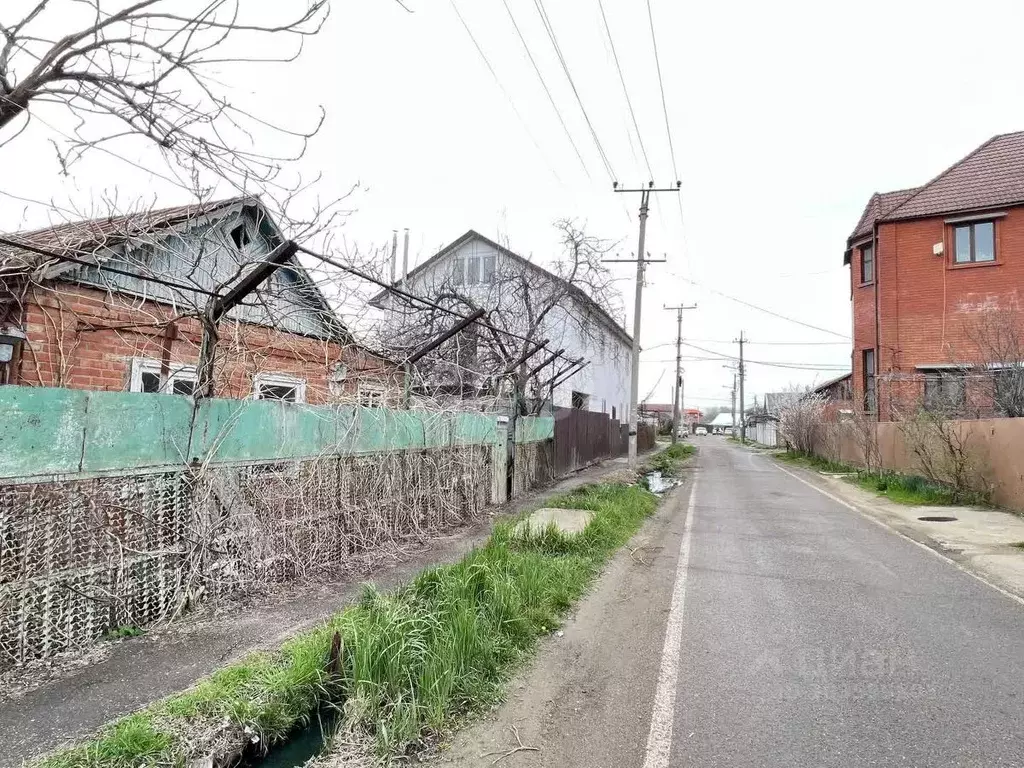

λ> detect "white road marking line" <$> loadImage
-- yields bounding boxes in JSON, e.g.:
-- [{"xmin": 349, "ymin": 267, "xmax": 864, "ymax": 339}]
[
  {"xmin": 770, "ymin": 459, "xmax": 1024, "ymax": 609},
  {"xmin": 641, "ymin": 477, "xmax": 698, "ymax": 768}
]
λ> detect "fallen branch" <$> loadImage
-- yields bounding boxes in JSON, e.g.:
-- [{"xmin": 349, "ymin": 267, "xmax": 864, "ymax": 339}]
[{"xmin": 480, "ymin": 725, "xmax": 540, "ymax": 766}]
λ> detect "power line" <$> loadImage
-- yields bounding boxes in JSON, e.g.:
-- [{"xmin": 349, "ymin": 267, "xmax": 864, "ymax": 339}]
[
  {"xmin": 500, "ymin": 0, "xmax": 591, "ymax": 180},
  {"xmin": 674, "ymin": 274, "xmax": 851, "ymax": 340},
  {"xmin": 644, "ymin": 339, "xmax": 850, "ymax": 350},
  {"xmin": 645, "ymin": 0, "xmax": 689, "ymax": 278},
  {"xmin": 646, "ymin": 0, "xmax": 680, "ymax": 182},
  {"xmin": 597, "ymin": 0, "xmax": 653, "ymax": 180},
  {"xmin": 680, "ymin": 340, "xmax": 849, "ymax": 371},
  {"xmin": 448, "ymin": 0, "xmax": 563, "ymax": 186},
  {"xmin": 532, "ymin": 0, "xmax": 617, "ymax": 182}
]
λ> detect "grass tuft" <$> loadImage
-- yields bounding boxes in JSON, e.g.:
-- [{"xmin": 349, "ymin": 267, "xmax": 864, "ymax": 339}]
[
  {"xmin": 776, "ymin": 451, "xmax": 986, "ymax": 506},
  {"xmin": 1011, "ymin": 541, "xmax": 1024, "ymax": 551},
  {"xmin": 35, "ymin": 482, "xmax": 660, "ymax": 768},
  {"xmin": 645, "ymin": 442, "xmax": 695, "ymax": 477}
]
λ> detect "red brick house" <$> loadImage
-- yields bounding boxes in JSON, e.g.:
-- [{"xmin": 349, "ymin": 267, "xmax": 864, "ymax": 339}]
[
  {"xmin": 0, "ymin": 198, "xmax": 398, "ymax": 403},
  {"xmin": 846, "ymin": 131, "xmax": 1024, "ymax": 420}
]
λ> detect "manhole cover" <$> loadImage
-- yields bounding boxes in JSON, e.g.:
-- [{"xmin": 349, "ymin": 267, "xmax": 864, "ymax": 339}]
[{"xmin": 918, "ymin": 515, "xmax": 958, "ymax": 522}]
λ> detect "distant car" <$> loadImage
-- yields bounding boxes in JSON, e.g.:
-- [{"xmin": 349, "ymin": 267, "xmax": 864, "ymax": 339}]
[
  {"xmin": 695, "ymin": 426, "xmax": 708, "ymax": 436},
  {"xmin": 713, "ymin": 427, "xmax": 722, "ymax": 435}
]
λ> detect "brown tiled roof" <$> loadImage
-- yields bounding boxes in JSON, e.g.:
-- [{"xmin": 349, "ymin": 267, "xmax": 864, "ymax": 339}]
[
  {"xmin": 885, "ymin": 132, "xmax": 1024, "ymax": 220},
  {"xmin": 0, "ymin": 197, "xmax": 251, "ymax": 271},
  {"xmin": 849, "ymin": 131, "xmax": 1024, "ymax": 247},
  {"xmin": 849, "ymin": 187, "xmax": 919, "ymax": 240}
]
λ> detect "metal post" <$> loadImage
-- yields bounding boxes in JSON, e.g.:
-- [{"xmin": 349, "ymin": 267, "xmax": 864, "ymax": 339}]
[
  {"xmin": 402, "ymin": 228, "xmax": 410, "ymax": 283},
  {"xmin": 391, "ymin": 230, "xmax": 398, "ymax": 284}
]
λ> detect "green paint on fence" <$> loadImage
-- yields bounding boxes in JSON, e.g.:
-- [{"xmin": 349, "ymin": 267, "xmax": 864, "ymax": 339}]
[
  {"xmin": 0, "ymin": 387, "xmax": 88, "ymax": 476},
  {"xmin": 0, "ymin": 387, "xmax": 507, "ymax": 480},
  {"xmin": 515, "ymin": 416, "xmax": 554, "ymax": 444},
  {"xmin": 84, "ymin": 391, "xmax": 195, "ymax": 471}
]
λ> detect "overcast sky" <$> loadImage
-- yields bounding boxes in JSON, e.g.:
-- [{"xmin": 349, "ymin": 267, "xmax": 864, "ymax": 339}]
[{"xmin": 6, "ymin": 0, "xmax": 1024, "ymax": 411}]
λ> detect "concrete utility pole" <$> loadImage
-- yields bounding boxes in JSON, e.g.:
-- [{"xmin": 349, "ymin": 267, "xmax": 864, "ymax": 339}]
[
  {"xmin": 664, "ymin": 303, "xmax": 696, "ymax": 443},
  {"xmin": 737, "ymin": 331, "xmax": 746, "ymax": 443},
  {"xmin": 610, "ymin": 180, "xmax": 680, "ymax": 467},
  {"xmin": 731, "ymin": 374, "xmax": 737, "ymax": 433}
]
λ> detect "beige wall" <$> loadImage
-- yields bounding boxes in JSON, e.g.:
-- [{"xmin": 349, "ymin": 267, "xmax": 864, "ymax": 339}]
[{"xmin": 821, "ymin": 418, "xmax": 1024, "ymax": 512}]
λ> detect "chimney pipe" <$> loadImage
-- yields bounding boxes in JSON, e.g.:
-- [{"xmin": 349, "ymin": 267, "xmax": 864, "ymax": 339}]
[
  {"xmin": 403, "ymin": 228, "xmax": 410, "ymax": 283},
  {"xmin": 390, "ymin": 230, "xmax": 398, "ymax": 283}
]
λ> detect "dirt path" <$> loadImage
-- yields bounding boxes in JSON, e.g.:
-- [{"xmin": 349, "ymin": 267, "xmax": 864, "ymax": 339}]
[
  {"xmin": 432, "ymin": 469, "xmax": 695, "ymax": 768},
  {"xmin": 0, "ymin": 457, "xmax": 641, "ymax": 768}
]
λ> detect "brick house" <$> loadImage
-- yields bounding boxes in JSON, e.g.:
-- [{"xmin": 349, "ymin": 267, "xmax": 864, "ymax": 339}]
[
  {"xmin": 845, "ymin": 131, "xmax": 1024, "ymax": 420},
  {"xmin": 0, "ymin": 198, "xmax": 398, "ymax": 403}
]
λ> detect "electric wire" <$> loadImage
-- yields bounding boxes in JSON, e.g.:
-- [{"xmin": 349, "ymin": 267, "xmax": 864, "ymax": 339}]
[
  {"xmin": 500, "ymin": 0, "xmax": 591, "ymax": 180},
  {"xmin": 531, "ymin": 0, "xmax": 617, "ymax": 182},
  {"xmin": 597, "ymin": 0, "xmax": 653, "ymax": 180},
  {"xmin": 448, "ymin": 0, "xmax": 564, "ymax": 186}
]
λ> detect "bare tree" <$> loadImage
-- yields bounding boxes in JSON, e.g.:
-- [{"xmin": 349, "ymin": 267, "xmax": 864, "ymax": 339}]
[
  {"xmin": 847, "ymin": 408, "xmax": 880, "ymax": 472},
  {"xmin": 963, "ymin": 306, "xmax": 1024, "ymax": 417},
  {"xmin": 776, "ymin": 389, "xmax": 826, "ymax": 455},
  {"xmin": 0, "ymin": 1, "xmax": 331, "ymax": 202},
  {"xmin": 376, "ymin": 221, "xmax": 623, "ymax": 414}
]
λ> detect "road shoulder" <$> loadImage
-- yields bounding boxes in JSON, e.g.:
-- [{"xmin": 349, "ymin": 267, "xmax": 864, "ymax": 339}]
[
  {"xmin": 764, "ymin": 453, "xmax": 1024, "ymax": 603},
  {"xmin": 432, "ymin": 475, "xmax": 695, "ymax": 768}
]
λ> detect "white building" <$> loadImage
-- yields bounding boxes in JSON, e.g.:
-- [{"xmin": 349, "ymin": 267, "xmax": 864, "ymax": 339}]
[{"xmin": 371, "ymin": 230, "xmax": 632, "ymax": 419}]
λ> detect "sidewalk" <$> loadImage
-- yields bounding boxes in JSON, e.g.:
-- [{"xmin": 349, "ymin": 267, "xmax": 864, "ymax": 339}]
[
  {"xmin": 774, "ymin": 458, "xmax": 1024, "ymax": 602},
  {"xmin": 0, "ymin": 457, "xmax": 640, "ymax": 768}
]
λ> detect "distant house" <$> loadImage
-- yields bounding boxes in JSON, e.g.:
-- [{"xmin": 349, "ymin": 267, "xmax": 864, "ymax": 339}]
[
  {"xmin": 709, "ymin": 412, "xmax": 737, "ymax": 429},
  {"xmin": 846, "ymin": 131, "xmax": 1024, "ymax": 419},
  {"xmin": 638, "ymin": 402, "xmax": 673, "ymax": 428},
  {"xmin": 0, "ymin": 198, "xmax": 398, "ymax": 403},
  {"xmin": 811, "ymin": 373, "xmax": 853, "ymax": 421},
  {"xmin": 371, "ymin": 230, "xmax": 632, "ymax": 418}
]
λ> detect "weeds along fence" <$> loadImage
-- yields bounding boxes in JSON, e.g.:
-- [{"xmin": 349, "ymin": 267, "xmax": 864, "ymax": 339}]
[
  {"xmin": 810, "ymin": 416, "xmax": 1024, "ymax": 511},
  {"xmin": 0, "ymin": 387, "xmax": 554, "ymax": 668}
]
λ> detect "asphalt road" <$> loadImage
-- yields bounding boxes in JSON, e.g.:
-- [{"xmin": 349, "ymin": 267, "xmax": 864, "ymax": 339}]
[{"xmin": 439, "ymin": 439, "xmax": 1024, "ymax": 768}]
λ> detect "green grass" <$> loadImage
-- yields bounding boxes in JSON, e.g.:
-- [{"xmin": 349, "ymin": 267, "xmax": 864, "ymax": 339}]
[
  {"xmin": 1010, "ymin": 541, "xmax": 1024, "ymax": 551},
  {"xmin": 775, "ymin": 450, "xmax": 856, "ymax": 474},
  {"xmin": 36, "ymin": 482, "xmax": 659, "ymax": 767},
  {"xmin": 776, "ymin": 451, "xmax": 985, "ymax": 507},
  {"xmin": 645, "ymin": 442, "xmax": 695, "ymax": 476},
  {"xmin": 102, "ymin": 626, "xmax": 145, "ymax": 641}
]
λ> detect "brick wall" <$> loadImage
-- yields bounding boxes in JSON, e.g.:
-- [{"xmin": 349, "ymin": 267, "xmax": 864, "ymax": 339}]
[
  {"xmin": 851, "ymin": 206, "xmax": 1024, "ymax": 419},
  {"xmin": 14, "ymin": 282, "xmax": 398, "ymax": 402}
]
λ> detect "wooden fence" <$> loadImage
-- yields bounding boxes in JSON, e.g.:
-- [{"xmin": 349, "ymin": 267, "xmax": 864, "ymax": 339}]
[{"xmin": 553, "ymin": 407, "xmax": 656, "ymax": 475}]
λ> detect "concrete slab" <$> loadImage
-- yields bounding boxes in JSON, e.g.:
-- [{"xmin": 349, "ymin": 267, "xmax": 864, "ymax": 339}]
[{"xmin": 516, "ymin": 507, "xmax": 594, "ymax": 536}]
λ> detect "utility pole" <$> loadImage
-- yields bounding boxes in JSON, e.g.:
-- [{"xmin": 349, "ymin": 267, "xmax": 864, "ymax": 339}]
[
  {"xmin": 737, "ymin": 331, "xmax": 746, "ymax": 443},
  {"xmin": 731, "ymin": 374, "xmax": 737, "ymax": 433},
  {"xmin": 610, "ymin": 180, "xmax": 680, "ymax": 466},
  {"xmin": 664, "ymin": 303, "xmax": 696, "ymax": 443}
]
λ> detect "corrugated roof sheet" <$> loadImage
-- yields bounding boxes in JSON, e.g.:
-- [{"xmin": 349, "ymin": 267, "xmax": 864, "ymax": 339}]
[{"xmin": 1, "ymin": 198, "xmax": 250, "ymax": 270}]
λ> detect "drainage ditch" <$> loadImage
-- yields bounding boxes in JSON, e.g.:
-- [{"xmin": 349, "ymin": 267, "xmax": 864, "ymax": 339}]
[
  {"xmin": 243, "ymin": 709, "xmax": 338, "ymax": 768},
  {"xmin": 917, "ymin": 515, "xmax": 958, "ymax": 522}
]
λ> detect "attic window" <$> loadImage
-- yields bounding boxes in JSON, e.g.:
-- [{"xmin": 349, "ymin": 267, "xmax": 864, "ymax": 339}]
[{"xmin": 230, "ymin": 223, "xmax": 252, "ymax": 250}]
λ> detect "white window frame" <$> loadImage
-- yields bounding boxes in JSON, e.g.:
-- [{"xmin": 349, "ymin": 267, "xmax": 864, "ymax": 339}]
[
  {"xmin": 253, "ymin": 372, "xmax": 307, "ymax": 403},
  {"xmin": 357, "ymin": 383, "xmax": 386, "ymax": 408},
  {"xmin": 128, "ymin": 357, "xmax": 197, "ymax": 395}
]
